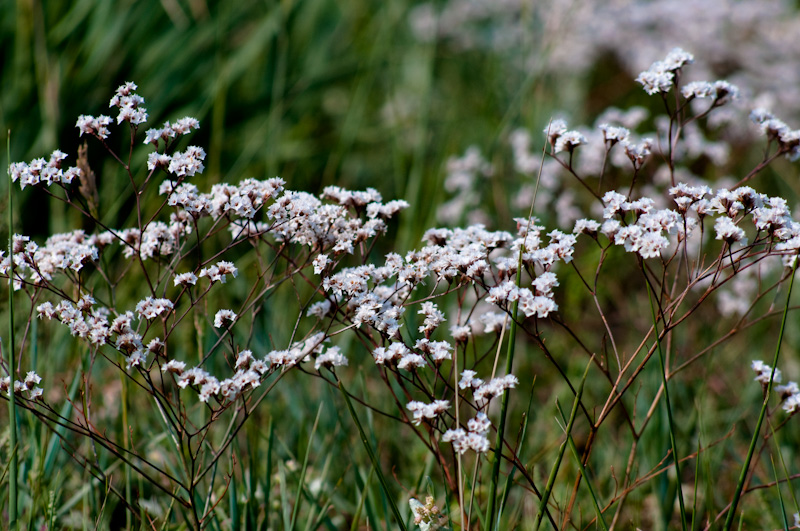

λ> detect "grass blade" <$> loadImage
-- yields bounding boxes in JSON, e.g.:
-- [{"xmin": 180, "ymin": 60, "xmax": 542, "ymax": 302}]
[
  {"xmin": 770, "ymin": 455, "xmax": 789, "ymax": 530},
  {"xmin": 534, "ymin": 355, "xmax": 593, "ymax": 530},
  {"xmin": 6, "ymin": 130, "xmax": 19, "ymax": 530},
  {"xmin": 647, "ymin": 288, "xmax": 688, "ymax": 531},
  {"xmin": 290, "ymin": 402, "xmax": 323, "ymax": 530},
  {"xmin": 350, "ymin": 464, "xmax": 376, "ymax": 531},
  {"xmin": 723, "ymin": 255, "xmax": 798, "ymax": 530},
  {"xmin": 498, "ymin": 377, "xmax": 536, "ymax": 523},
  {"xmin": 337, "ymin": 379, "xmax": 407, "ymax": 531},
  {"xmin": 556, "ymin": 400, "xmax": 609, "ymax": 531}
]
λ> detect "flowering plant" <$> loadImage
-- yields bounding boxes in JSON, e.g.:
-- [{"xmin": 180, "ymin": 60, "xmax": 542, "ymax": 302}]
[{"xmin": 3, "ymin": 49, "xmax": 800, "ymax": 529}]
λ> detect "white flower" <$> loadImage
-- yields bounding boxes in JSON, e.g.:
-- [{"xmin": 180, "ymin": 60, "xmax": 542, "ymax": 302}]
[
  {"xmin": 554, "ymin": 131, "xmax": 587, "ymax": 154},
  {"xmin": 199, "ymin": 260, "xmax": 238, "ymax": 283},
  {"xmin": 622, "ymin": 139, "xmax": 653, "ymax": 168},
  {"xmin": 450, "ymin": 324, "xmax": 471, "ymax": 342},
  {"xmin": 573, "ymin": 219, "xmax": 601, "ymax": 235},
  {"xmin": 543, "ymin": 119, "xmax": 568, "ymax": 146},
  {"xmin": 599, "ymin": 124, "xmax": 630, "ymax": 145},
  {"xmin": 752, "ymin": 360, "xmax": 781, "ymax": 385},
  {"xmin": 162, "ymin": 360, "xmax": 186, "ymax": 375},
  {"xmin": 636, "ymin": 49, "xmax": 692, "ymax": 95},
  {"xmin": 135, "ymin": 297, "xmax": 174, "ymax": 320},
  {"xmin": 479, "ymin": 312, "xmax": 507, "ymax": 334},
  {"xmin": 714, "ymin": 217, "xmax": 746, "ymax": 244},
  {"xmin": 468, "ymin": 412, "xmax": 491, "ymax": 435},
  {"xmin": 474, "ymin": 374, "xmax": 519, "ymax": 402},
  {"xmin": 306, "ymin": 300, "xmax": 333, "ymax": 318},
  {"xmin": 442, "ymin": 416, "xmax": 492, "ymax": 454},
  {"xmin": 459, "ymin": 370, "xmax": 484, "ymax": 390},
  {"xmin": 406, "ymin": 400, "xmax": 449, "ymax": 425},
  {"xmin": 398, "ymin": 353, "xmax": 427, "ymax": 370},
  {"xmin": 24, "ymin": 371, "xmax": 41, "ymax": 389},
  {"xmin": 235, "ymin": 350, "xmax": 255, "ymax": 370},
  {"xmin": 681, "ymin": 81, "xmax": 715, "ymax": 100},
  {"xmin": 36, "ymin": 302, "xmax": 56, "ymax": 319},
  {"xmin": 174, "ymin": 272, "xmax": 198, "ymax": 286},
  {"xmin": 313, "ymin": 254, "xmax": 331, "ymax": 275},
  {"xmin": 214, "ymin": 309, "xmax": 237, "ymax": 328},
  {"xmin": 199, "ymin": 378, "xmax": 221, "ymax": 402},
  {"xmin": 125, "ymin": 349, "xmax": 148, "ymax": 370},
  {"xmin": 636, "ymin": 66, "xmax": 673, "ymax": 95},
  {"xmin": 418, "ymin": 301, "xmax": 446, "ymax": 334},
  {"xmin": 314, "ymin": 346, "xmax": 349, "ymax": 370},
  {"xmin": 76, "ymin": 114, "xmax": 112, "ymax": 139}
]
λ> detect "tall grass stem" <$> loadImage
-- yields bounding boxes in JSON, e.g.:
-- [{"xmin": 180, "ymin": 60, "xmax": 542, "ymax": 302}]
[
  {"xmin": 647, "ymin": 288, "xmax": 688, "ymax": 530},
  {"xmin": 723, "ymin": 255, "xmax": 798, "ymax": 530},
  {"xmin": 534, "ymin": 355, "xmax": 593, "ymax": 530},
  {"xmin": 337, "ymin": 378, "xmax": 407, "ymax": 531},
  {"xmin": 6, "ymin": 131, "xmax": 18, "ymax": 530},
  {"xmin": 556, "ymin": 400, "xmax": 609, "ymax": 531}
]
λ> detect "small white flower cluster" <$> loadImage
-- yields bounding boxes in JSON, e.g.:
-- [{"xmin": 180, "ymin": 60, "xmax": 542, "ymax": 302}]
[
  {"xmin": 117, "ymin": 217, "xmax": 192, "ymax": 260},
  {"xmin": 479, "ymin": 312, "xmax": 508, "ymax": 333},
  {"xmin": 213, "ymin": 309, "xmax": 237, "ymax": 328},
  {"xmin": 776, "ymin": 381, "xmax": 800, "ymax": 415},
  {"xmin": 265, "ymin": 189, "xmax": 397, "ymax": 253},
  {"xmin": 750, "ymin": 109, "xmax": 800, "ymax": 161},
  {"xmin": 159, "ymin": 177, "xmax": 285, "ymax": 221},
  {"xmin": 1, "ymin": 232, "xmax": 99, "ymax": 289},
  {"xmin": 148, "ymin": 146, "xmax": 206, "ymax": 178},
  {"xmin": 0, "ymin": 371, "xmax": 44, "ymax": 401},
  {"xmin": 408, "ymin": 497, "xmax": 444, "ymax": 531},
  {"xmin": 313, "ymin": 254, "xmax": 331, "ymax": 275},
  {"xmin": 415, "ymin": 338, "xmax": 453, "ymax": 362},
  {"xmin": 314, "ymin": 345, "xmax": 348, "ymax": 370},
  {"xmin": 635, "ymin": 47, "xmax": 693, "ymax": 95},
  {"xmin": 200, "ymin": 261, "xmax": 238, "ymax": 283},
  {"xmin": 681, "ymin": 81, "xmax": 739, "ymax": 104},
  {"xmin": 157, "ymin": 336, "xmax": 351, "ymax": 404},
  {"xmin": 323, "ymin": 186, "xmax": 382, "ymax": 208},
  {"xmin": 714, "ymin": 217, "xmax": 746, "ymax": 245},
  {"xmin": 143, "ymin": 117, "xmax": 200, "ymax": 146},
  {"xmin": 373, "ymin": 343, "xmax": 426, "ymax": 370},
  {"xmin": 37, "ymin": 299, "xmax": 112, "ymax": 346},
  {"xmin": 752, "ymin": 360, "xmax": 800, "ymax": 415},
  {"xmin": 135, "ymin": 297, "xmax": 174, "ymax": 321},
  {"xmin": 173, "ymin": 271, "xmax": 198, "ymax": 286},
  {"xmin": 599, "ymin": 123, "xmax": 631, "ymax": 146},
  {"xmin": 544, "ymin": 119, "xmax": 587, "ymax": 154},
  {"xmin": 406, "ymin": 399, "xmax": 450, "ymax": 426},
  {"xmin": 264, "ymin": 332, "xmax": 327, "ymax": 369},
  {"xmin": 109, "ymin": 81, "xmax": 148, "ymax": 125},
  {"xmin": 597, "ymin": 191, "xmax": 682, "ymax": 259},
  {"xmin": 173, "ymin": 351, "xmax": 266, "ymax": 403},
  {"xmin": 76, "ymin": 114, "xmax": 112, "ymax": 139},
  {"xmin": 35, "ymin": 299, "xmax": 168, "ymax": 372},
  {"xmin": 752, "ymin": 360, "xmax": 780, "ymax": 386},
  {"xmin": 458, "ymin": 370, "xmax": 519, "ymax": 403},
  {"xmin": 442, "ymin": 412, "xmax": 492, "ymax": 454},
  {"xmin": 568, "ymin": 184, "xmax": 800, "ymax": 263},
  {"xmin": 449, "ymin": 324, "xmax": 471, "ymax": 342},
  {"xmin": 9, "ymin": 151, "xmax": 81, "ymax": 189},
  {"xmin": 323, "ymin": 263, "xmax": 407, "ymax": 337},
  {"xmin": 418, "ymin": 301, "xmax": 446, "ymax": 335},
  {"xmin": 486, "ymin": 280, "xmax": 558, "ymax": 318}
]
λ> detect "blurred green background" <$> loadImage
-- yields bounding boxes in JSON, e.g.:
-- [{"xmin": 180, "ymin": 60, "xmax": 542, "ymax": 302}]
[{"xmin": 0, "ymin": 0, "xmax": 580, "ymax": 250}]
